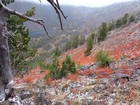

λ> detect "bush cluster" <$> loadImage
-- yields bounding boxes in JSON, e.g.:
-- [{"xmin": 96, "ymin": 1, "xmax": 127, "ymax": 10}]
[
  {"xmin": 45, "ymin": 55, "xmax": 76, "ymax": 80},
  {"xmin": 95, "ymin": 50, "xmax": 114, "ymax": 67}
]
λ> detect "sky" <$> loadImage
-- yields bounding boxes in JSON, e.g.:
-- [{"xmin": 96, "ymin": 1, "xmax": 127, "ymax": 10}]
[{"xmin": 19, "ymin": 0, "xmax": 133, "ymax": 7}]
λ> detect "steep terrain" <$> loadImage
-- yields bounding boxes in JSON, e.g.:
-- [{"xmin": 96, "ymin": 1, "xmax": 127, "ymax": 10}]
[
  {"xmin": 8, "ymin": 0, "xmax": 140, "ymax": 36},
  {"xmin": 12, "ymin": 20, "xmax": 140, "ymax": 104},
  {"xmin": 8, "ymin": 0, "xmax": 140, "ymax": 58},
  {"xmin": 3, "ymin": 0, "xmax": 140, "ymax": 105}
]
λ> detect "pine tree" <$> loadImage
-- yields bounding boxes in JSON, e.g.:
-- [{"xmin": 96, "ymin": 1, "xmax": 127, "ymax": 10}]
[
  {"xmin": 61, "ymin": 55, "xmax": 76, "ymax": 77},
  {"xmin": 108, "ymin": 21, "xmax": 115, "ymax": 31},
  {"xmin": 129, "ymin": 15, "xmax": 135, "ymax": 22},
  {"xmin": 8, "ymin": 7, "xmax": 36, "ymax": 73},
  {"xmin": 53, "ymin": 47, "xmax": 61, "ymax": 56},
  {"xmin": 0, "ymin": 0, "xmax": 66, "ymax": 101},
  {"xmin": 65, "ymin": 42, "xmax": 72, "ymax": 51},
  {"xmin": 84, "ymin": 33, "xmax": 94, "ymax": 56},
  {"xmin": 122, "ymin": 13, "xmax": 129, "ymax": 25},
  {"xmin": 71, "ymin": 35, "xmax": 79, "ymax": 48},
  {"xmin": 98, "ymin": 22, "xmax": 108, "ymax": 42},
  {"xmin": 116, "ymin": 19, "xmax": 123, "ymax": 28},
  {"xmin": 47, "ymin": 54, "xmax": 61, "ymax": 80},
  {"xmin": 116, "ymin": 13, "xmax": 129, "ymax": 28}
]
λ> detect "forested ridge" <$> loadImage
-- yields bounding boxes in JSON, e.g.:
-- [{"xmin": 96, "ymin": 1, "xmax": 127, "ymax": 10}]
[
  {"xmin": 9, "ymin": 0, "xmax": 140, "ymax": 36},
  {"xmin": 0, "ymin": 0, "xmax": 140, "ymax": 104}
]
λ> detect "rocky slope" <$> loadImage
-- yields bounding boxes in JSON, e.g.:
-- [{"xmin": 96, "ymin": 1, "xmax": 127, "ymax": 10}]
[{"xmin": 7, "ymin": 20, "xmax": 140, "ymax": 105}]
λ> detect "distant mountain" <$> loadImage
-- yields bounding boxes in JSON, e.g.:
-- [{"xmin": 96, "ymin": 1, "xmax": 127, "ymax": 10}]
[{"xmin": 8, "ymin": 0, "xmax": 140, "ymax": 36}]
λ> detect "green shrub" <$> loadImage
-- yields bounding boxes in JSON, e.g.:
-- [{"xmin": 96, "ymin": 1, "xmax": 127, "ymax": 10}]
[
  {"xmin": 98, "ymin": 22, "xmax": 108, "ymax": 42},
  {"xmin": 61, "ymin": 55, "xmax": 76, "ymax": 77},
  {"xmin": 45, "ymin": 55, "xmax": 76, "ymax": 80},
  {"xmin": 45, "ymin": 54, "xmax": 61, "ymax": 80},
  {"xmin": 9, "ymin": 7, "xmax": 36, "ymax": 72},
  {"xmin": 84, "ymin": 33, "xmax": 94, "ymax": 56},
  {"xmin": 53, "ymin": 47, "xmax": 61, "ymax": 57},
  {"xmin": 129, "ymin": 15, "xmax": 135, "ymax": 23},
  {"xmin": 95, "ymin": 50, "xmax": 114, "ymax": 67},
  {"xmin": 84, "ymin": 50, "xmax": 91, "ymax": 56}
]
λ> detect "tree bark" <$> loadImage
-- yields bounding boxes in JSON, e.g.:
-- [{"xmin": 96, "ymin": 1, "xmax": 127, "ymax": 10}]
[
  {"xmin": 0, "ymin": 5, "xmax": 13, "ymax": 102},
  {"xmin": 0, "ymin": 5, "xmax": 13, "ymax": 85},
  {"xmin": 0, "ymin": 0, "xmax": 65, "ymax": 102}
]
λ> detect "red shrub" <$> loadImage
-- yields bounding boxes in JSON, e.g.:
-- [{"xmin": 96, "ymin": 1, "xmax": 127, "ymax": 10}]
[
  {"xmin": 23, "ymin": 75, "xmax": 34, "ymax": 83},
  {"xmin": 46, "ymin": 77, "xmax": 53, "ymax": 85},
  {"xmin": 66, "ymin": 73, "xmax": 78, "ymax": 81}
]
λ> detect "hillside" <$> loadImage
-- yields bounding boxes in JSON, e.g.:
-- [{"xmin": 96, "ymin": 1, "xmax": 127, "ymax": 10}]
[
  {"xmin": 4, "ymin": 0, "xmax": 140, "ymax": 104},
  {"xmin": 8, "ymin": 0, "xmax": 140, "ymax": 57},
  {"xmin": 60, "ymin": 22, "xmax": 140, "ymax": 66},
  {"xmin": 8, "ymin": 0, "xmax": 140, "ymax": 36},
  {"xmin": 13, "ymin": 20, "xmax": 140, "ymax": 104}
]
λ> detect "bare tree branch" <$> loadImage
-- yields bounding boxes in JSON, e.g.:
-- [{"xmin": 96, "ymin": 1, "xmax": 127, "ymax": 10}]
[
  {"xmin": 55, "ymin": 0, "xmax": 67, "ymax": 19},
  {"xmin": 0, "ymin": 2, "xmax": 52, "ymax": 38},
  {"xmin": 1, "ymin": 0, "xmax": 67, "ymax": 37},
  {"xmin": 47, "ymin": 0, "xmax": 67, "ymax": 30},
  {"xmin": 0, "ymin": 0, "xmax": 66, "ymax": 102}
]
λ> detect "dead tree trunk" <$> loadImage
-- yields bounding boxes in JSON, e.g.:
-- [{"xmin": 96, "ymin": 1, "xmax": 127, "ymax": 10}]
[
  {"xmin": 0, "ymin": 0, "xmax": 66, "ymax": 102},
  {"xmin": 0, "ymin": 5, "xmax": 13, "ymax": 102},
  {"xmin": 0, "ymin": 6, "xmax": 13, "ymax": 84}
]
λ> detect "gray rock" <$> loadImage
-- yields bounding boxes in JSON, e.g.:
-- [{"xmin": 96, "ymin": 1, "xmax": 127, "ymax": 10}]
[
  {"xmin": 0, "ymin": 83, "xmax": 5, "ymax": 103},
  {"xmin": 110, "ymin": 73, "xmax": 132, "ymax": 81},
  {"xmin": 34, "ymin": 93, "xmax": 51, "ymax": 105},
  {"xmin": 20, "ymin": 90, "xmax": 31, "ymax": 100},
  {"xmin": 109, "ymin": 61, "xmax": 116, "ymax": 70},
  {"xmin": 80, "ymin": 66, "xmax": 89, "ymax": 71},
  {"xmin": 88, "ymin": 101, "xmax": 106, "ymax": 105},
  {"xmin": 81, "ymin": 99, "xmax": 105, "ymax": 105},
  {"xmin": 54, "ymin": 102, "xmax": 64, "ymax": 105},
  {"xmin": 136, "ymin": 68, "xmax": 140, "ymax": 75}
]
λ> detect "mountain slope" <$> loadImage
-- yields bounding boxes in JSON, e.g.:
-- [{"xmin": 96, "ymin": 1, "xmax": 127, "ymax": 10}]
[
  {"xmin": 8, "ymin": 0, "xmax": 140, "ymax": 36},
  {"xmin": 14, "ymin": 20, "xmax": 140, "ymax": 105},
  {"xmin": 60, "ymin": 21, "xmax": 140, "ymax": 66}
]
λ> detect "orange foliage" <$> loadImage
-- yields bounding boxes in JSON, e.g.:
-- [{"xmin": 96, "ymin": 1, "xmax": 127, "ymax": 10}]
[
  {"xmin": 60, "ymin": 32, "xmax": 140, "ymax": 68},
  {"xmin": 19, "ymin": 67, "xmax": 49, "ymax": 83},
  {"xmin": 116, "ymin": 64, "xmax": 132, "ymax": 75},
  {"xmin": 94, "ymin": 67, "xmax": 113, "ymax": 79},
  {"xmin": 23, "ymin": 75, "xmax": 34, "ymax": 83},
  {"xmin": 30, "ymin": 66, "xmax": 41, "ymax": 74},
  {"xmin": 66, "ymin": 73, "xmax": 78, "ymax": 81},
  {"xmin": 60, "ymin": 46, "xmax": 94, "ymax": 66},
  {"xmin": 78, "ymin": 67, "xmax": 113, "ymax": 79},
  {"xmin": 126, "ymin": 89, "xmax": 138, "ymax": 101},
  {"xmin": 78, "ymin": 69, "xmax": 94, "ymax": 76},
  {"xmin": 109, "ymin": 39, "xmax": 140, "ymax": 61},
  {"xmin": 16, "ymin": 23, "xmax": 140, "ymax": 84},
  {"xmin": 46, "ymin": 77, "xmax": 53, "ymax": 85}
]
